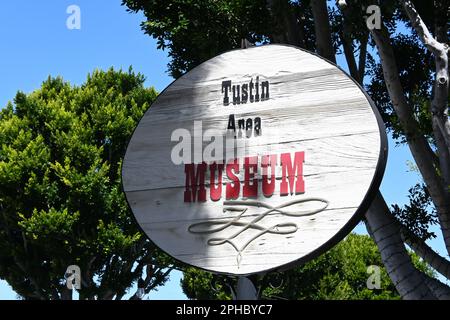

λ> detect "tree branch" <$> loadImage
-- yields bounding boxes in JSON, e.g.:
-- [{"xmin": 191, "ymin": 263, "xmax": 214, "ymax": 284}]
[
  {"xmin": 267, "ymin": 0, "xmax": 306, "ymax": 48},
  {"xmin": 146, "ymin": 266, "xmax": 173, "ymax": 293},
  {"xmin": 101, "ymin": 290, "xmax": 115, "ymax": 300},
  {"xmin": 423, "ymin": 274, "xmax": 450, "ymax": 300},
  {"xmin": 401, "ymin": 0, "xmax": 450, "ymax": 255},
  {"xmin": 365, "ymin": 192, "xmax": 436, "ymax": 299},
  {"xmin": 401, "ymin": 0, "xmax": 450, "ymax": 175},
  {"xmin": 337, "ymin": 2, "xmax": 368, "ymax": 85},
  {"xmin": 60, "ymin": 287, "xmax": 73, "ymax": 300},
  {"xmin": 370, "ymin": 23, "xmax": 450, "ymax": 254},
  {"xmin": 15, "ymin": 260, "xmax": 46, "ymax": 300},
  {"xmin": 401, "ymin": 0, "xmax": 448, "ymax": 59},
  {"xmin": 400, "ymin": 227, "xmax": 450, "ymax": 280},
  {"xmin": 358, "ymin": 34, "xmax": 369, "ymax": 83},
  {"xmin": 341, "ymin": 30, "xmax": 359, "ymax": 81},
  {"xmin": 310, "ymin": 0, "xmax": 336, "ymax": 63}
]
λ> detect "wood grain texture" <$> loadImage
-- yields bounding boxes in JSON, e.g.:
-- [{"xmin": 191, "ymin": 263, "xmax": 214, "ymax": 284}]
[{"xmin": 122, "ymin": 44, "xmax": 385, "ymax": 275}]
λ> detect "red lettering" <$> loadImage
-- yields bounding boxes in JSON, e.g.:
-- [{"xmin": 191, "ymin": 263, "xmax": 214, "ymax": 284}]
[
  {"xmin": 184, "ymin": 163, "xmax": 207, "ymax": 202},
  {"xmin": 184, "ymin": 152, "xmax": 306, "ymax": 202},
  {"xmin": 209, "ymin": 162, "xmax": 223, "ymax": 201},
  {"xmin": 243, "ymin": 156, "xmax": 258, "ymax": 198},
  {"xmin": 226, "ymin": 159, "xmax": 240, "ymax": 200},
  {"xmin": 261, "ymin": 154, "xmax": 276, "ymax": 197},
  {"xmin": 280, "ymin": 152, "xmax": 305, "ymax": 196}
]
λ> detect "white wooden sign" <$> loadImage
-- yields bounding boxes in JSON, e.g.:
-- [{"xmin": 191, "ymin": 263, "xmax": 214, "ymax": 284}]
[{"xmin": 122, "ymin": 44, "xmax": 387, "ymax": 275}]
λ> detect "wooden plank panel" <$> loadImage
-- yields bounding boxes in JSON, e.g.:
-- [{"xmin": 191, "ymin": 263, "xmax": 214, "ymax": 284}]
[
  {"xmin": 141, "ymin": 208, "xmax": 354, "ymax": 275},
  {"xmin": 123, "ymin": 133, "xmax": 379, "ymax": 191},
  {"xmin": 126, "ymin": 169, "xmax": 372, "ymax": 224}
]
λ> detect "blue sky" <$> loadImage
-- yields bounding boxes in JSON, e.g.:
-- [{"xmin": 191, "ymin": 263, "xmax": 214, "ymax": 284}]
[
  {"xmin": 0, "ymin": 0, "xmax": 446, "ymax": 300},
  {"xmin": 0, "ymin": 0, "xmax": 171, "ymax": 108}
]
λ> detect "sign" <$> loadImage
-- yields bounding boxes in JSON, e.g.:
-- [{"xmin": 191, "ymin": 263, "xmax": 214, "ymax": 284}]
[{"xmin": 122, "ymin": 44, "xmax": 387, "ymax": 275}]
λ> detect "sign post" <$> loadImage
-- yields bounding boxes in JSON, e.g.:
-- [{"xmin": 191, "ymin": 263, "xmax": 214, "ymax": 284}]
[
  {"xmin": 122, "ymin": 44, "xmax": 387, "ymax": 297},
  {"xmin": 236, "ymin": 277, "xmax": 258, "ymax": 300}
]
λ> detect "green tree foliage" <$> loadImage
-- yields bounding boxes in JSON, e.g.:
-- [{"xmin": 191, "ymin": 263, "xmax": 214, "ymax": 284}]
[
  {"xmin": 182, "ymin": 234, "xmax": 433, "ymax": 300},
  {"xmin": 0, "ymin": 68, "xmax": 174, "ymax": 300},
  {"xmin": 121, "ymin": 0, "xmax": 315, "ymax": 78}
]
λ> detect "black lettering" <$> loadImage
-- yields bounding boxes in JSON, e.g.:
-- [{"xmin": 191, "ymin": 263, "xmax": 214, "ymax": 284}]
[
  {"xmin": 255, "ymin": 76, "xmax": 260, "ymax": 102},
  {"xmin": 222, "ymin": 80, "xmax": 231, "ymax": 105},
  {"xmin": 238, "ymin": 118, "xmax": 245, "ymax": 130},
  {"xmin": 241, "ymin": 84, "xmax": 248, "ymax": 103},
  {"xmin": 222, "ymin": 77, "xmax": 269, "ymax": 106},
  {"xmin": 227, "ymin": 114, "xmax": 236, "ymax": 132},
  {"xmin": 232, "ymin": 85, "xmax": 240, "ymax": 105},
  {"xmin": 254, "ymin": 117, "xmax": 261, "ymax": 135},
  {"xmin": 261, "ymin": 81, "xmax": 269, "ymax": 100},
  {"xmin": 246, "ymin": 118, "xmax": 253, "ymax": 138}
]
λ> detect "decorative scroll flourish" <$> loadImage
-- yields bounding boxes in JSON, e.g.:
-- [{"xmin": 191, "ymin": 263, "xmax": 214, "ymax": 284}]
[{"xmin": 188, "ymin": 198, "xmax": 329, "ymax": 267}]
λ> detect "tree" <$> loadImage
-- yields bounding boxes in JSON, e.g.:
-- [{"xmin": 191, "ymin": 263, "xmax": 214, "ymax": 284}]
[
  {"xmin": 182, "ymin": 233, "xmax": 435, "ymax": 300},
  {"xmin": 0, "ymin": 68, "xmax": 174, "ymax": 300},
  {"xmin": 122, "ymin": 0, "xmax": 450, "ymax": 299}
]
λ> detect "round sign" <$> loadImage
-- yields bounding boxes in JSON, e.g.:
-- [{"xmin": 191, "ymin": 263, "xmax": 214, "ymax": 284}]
[{"xmin": 122, "ymin": 44, "xmax": 387, "ymax": 275}]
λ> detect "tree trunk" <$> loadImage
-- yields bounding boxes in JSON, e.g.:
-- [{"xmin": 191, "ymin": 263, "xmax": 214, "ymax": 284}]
[
  {"xmin": 310, "ymin": 0, "xmax": 336, "ymax": 63},
  {"xmin": 365, "ymin": 192, "xmax": 436, "ymax": 299},
  {"xmin": 60, "ymin": 287, "xmax": 73, "ymax": 300},
  {"xmin": 370, "ymin": 24, "xmax": 450, "ymax": 255},
  {"xmin": 400, "ymin": 228, "xmax": 450, "ymax": 280},
  {"xmin": 266, "ymin": 0, "xmax": 302, "ymax": 47},
  {"xmin": 423, "ymin": 276, "xmax": 450, "ymax": 300},
  {"xmin": 400, "ymin": 1, "xmax": 450, "ymax": 254}
]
